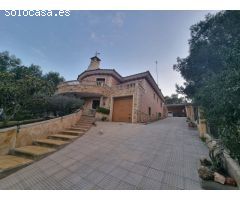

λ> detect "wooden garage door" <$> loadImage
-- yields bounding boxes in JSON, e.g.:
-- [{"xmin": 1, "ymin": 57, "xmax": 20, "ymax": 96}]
[{"xmin": 112, "ymin": 96, "xmax": 133, "ymax": 122}]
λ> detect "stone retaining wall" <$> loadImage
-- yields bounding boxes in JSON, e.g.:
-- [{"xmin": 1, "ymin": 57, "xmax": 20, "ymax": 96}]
[{"xmin": 0, "ymin": 110, "xmax": 82, "ymax": 155}]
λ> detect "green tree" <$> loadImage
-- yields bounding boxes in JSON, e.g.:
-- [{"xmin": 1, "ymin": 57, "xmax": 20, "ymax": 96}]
[
  {"xmin": 43, "ymin": 71, "xmax": 65, "ymax": 91},
  {"xmin": 0, "ymin": 51, "xmax": 65, "ymax": 120},
  {"xmin": 173, "ymin": 11, "xmax": 240, "ymax": 163},
  {"xmin": 0, "ymin": 51, "xmax": 21, "ymax": 72},
  {"xmin": 173, "ymin": 11, "xmax": 240, "ymax": 98},
  {"xmin": 196, "ymin": 66, "xmax": 240, "ymax": 162},
  {"xmin": 164, "ymin": 94, "xmax": 187, "ymax": 104}
]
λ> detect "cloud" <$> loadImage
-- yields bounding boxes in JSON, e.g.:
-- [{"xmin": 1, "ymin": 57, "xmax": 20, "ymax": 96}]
[
  {"xmin": 111, "ymin": 12, "xmax": 125, "ymax": 28},
  {"xmin": 90, "ymin": 32, "xmax": 96, "ymax": 40},
  {"xmin": 89, "ymin": 31, "xmax": 102, "ymax": 41},
  {"xmin": 89, "ymin": 31, "xmax": 116, "ymax": 47},
  {"xmin": 31, "ymin": 47, "xmax": 46, "ymax": 59}
]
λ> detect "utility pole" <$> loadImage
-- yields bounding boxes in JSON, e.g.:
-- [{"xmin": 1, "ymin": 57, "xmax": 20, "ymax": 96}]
[{"xmin": 155, "ymin": 60, "xmax": 159, "ymax": 86}]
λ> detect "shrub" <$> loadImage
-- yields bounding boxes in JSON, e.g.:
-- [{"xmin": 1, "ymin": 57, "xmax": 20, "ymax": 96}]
[
  {"xmin": 200, "ymin": 137, "xmax": 206, "ymax": 143},
  {"xmin": 46, "ymin": 95, "xmax": 84, "ymax": 116},
  {"xmin": 172, "ymin": 11, "xmax": 240, "ymax": 165},
  {"xmin": 196, "ymin": 67, "xmax": 240, "ymax": 164},
  {"xmin": 0, "ymin": 51, "xmax": 64, "ymax": 121},
  {"xmin": 96, "ymin": 107, "xmax": 110, "ymax": 115},
  {"xmin": 101, "ymin": 116, "xmax": 107, "ymax": 121}
]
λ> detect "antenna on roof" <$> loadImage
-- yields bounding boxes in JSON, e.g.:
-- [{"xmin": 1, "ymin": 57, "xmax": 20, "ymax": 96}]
[
  {"xmin": 155, "ymin": 60, "xmax": 159, "ymax": 86},
  {"xmin": 95, "ymin": 51, "xmax": 100, "ymax": 57}
]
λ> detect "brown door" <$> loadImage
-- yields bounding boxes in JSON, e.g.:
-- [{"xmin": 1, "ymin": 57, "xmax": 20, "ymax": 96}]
[{"xmin": 112, "ymin": 96, "xmax": 133, "ymax": 123}]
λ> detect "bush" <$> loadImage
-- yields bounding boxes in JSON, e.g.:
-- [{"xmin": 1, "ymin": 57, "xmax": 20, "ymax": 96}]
[
  {"xmin": 101, "ymin": 116, "xmax": 107, "ymax": 121},
  {"xmin": 96, "ymin": 107, "xmax": 110, "ymax": 115},
  {"xmin": 0, "ymin": 51, "xmax": 64, "ymax": 121},
  {"xmin": 46, "ymin": 95, "xmax": 84, "ymax": 116},
  {"xmin": 172, "ymin": 11, "xmax": 240, "ymax": 164},
  {"xmin": 196, "ymin": 67, "xmax": 240, "ymax": 164},
  {"xmin": 200, "ymin": 137, "xmax": 206, "ymax": 143}
]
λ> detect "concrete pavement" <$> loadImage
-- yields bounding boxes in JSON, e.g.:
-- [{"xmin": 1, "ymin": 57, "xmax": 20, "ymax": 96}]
[{"xmin": 0, "ymin": 117, "xmax": 208, "ymax": 190}]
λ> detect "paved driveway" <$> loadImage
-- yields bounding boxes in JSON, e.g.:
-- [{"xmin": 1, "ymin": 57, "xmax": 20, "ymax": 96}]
[{"xmin": 0, "ymin": 117, "xmax": 208, "ymax": 190}]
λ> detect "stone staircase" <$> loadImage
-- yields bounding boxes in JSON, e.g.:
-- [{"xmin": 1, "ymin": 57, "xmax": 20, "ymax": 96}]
[{"xmin": 0, "ymin": 114, "xmax": 95, "ymax": 179}]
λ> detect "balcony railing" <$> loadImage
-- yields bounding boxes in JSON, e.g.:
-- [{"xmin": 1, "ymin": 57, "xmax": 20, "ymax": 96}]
[
  {"xmin": 60, "ymin": 80, "xmax": 80, "ymax": 86},
  {"xmin": 56, "ymin": 80, "xmax": 111, "ymax": 96},
  {"xmin": 113, "ymin": 82, "xmax": 136, "ymax": 90},
  {"xmin": 57, "ymin": 80, "xmax": 140, "ymax": 96},
  {"xmin": 111, "ymin": 82, "xmax": 138, "ymax": 95},
  {"xmin": 57, "ymin": 80, "xmax": 110, "ymax": 88}
]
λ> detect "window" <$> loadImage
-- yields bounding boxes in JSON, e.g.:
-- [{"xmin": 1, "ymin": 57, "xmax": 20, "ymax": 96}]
[
  {"xmin": 92, "ymin": 100, "xmax": 100, "ymax": 109},
  {"xmin": 96, "ymin": 78, "xmax": 105, "ymax": 86},
  {"xmin": 148, "ymin": 107, "xmax": 151, "ymax": 116},
  {"xmin": 127, "ymin": 83, "xmax": 135, "ymax": 88}
]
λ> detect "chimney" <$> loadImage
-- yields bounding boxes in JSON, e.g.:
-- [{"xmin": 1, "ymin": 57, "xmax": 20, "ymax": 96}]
[{"xmin": 87, "ymin": 54, "xmax": 101, "ymax": 71}]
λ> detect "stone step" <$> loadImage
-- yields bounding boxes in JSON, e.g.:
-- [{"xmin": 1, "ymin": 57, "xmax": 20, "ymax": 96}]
[
  {"xmin": 61, "ymin": 130, "xmax": 85, "ymax": 136},
  {"xmin": 79, "ymin": 121, "xmax": 94, "ymax": 124},
  {"xmin": 75, "ymin": 122, "xmax": 92, "ymax": 126},
  {"xmin": 74, "ymin": 126, "xmax": 91, "ymax": 130},
  {"xmin": 71, "ymin": 126, "xmax": 90, "ymax": 131},
  {"xmin": 82, "ymin": 114, "xmax": 95, "ymax": 117},
  {"xmin": 0, "ymin": 155, "xmax": 33, "ymax": 179},
  {"xmin": 33, "ymin": 139, "xmax": 69, "ymax": 148},
  {"xmin": 69, "ymin": 127, "xmax": 88, "ymax": 132},
  {"xmin": 80, "ymin": 117, "xmax": 95, "ymax": 121},
  {"xmin": 48, "ymin": 134, "xmax": 79, "ymax": 141},
  {"xmin": 75, "ymin": 123, "xmax": 92, "ymax": 128},
  {"xmin": 80, "ymin": 117, "xmax": 95, "ymax": 119},
  {"xmin": 77, "ymin": 120, "xmax": 93, "ymax": 124},
  {"xmin": 12, "ymin": 145, "xmax": 56, "ymax": 160},
  {"xmin": 76, "ymin": 123, "xmax": 93, "ymax": 127},
  {"xmin": 81, "ymin": 116, "xmax": 95, "ymax": 119}
]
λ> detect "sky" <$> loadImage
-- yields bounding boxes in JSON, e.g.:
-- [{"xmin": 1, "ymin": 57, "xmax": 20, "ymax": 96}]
[{"xmin": 0, "ymin": 10, "xmax": 217, "ymax": 96}]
